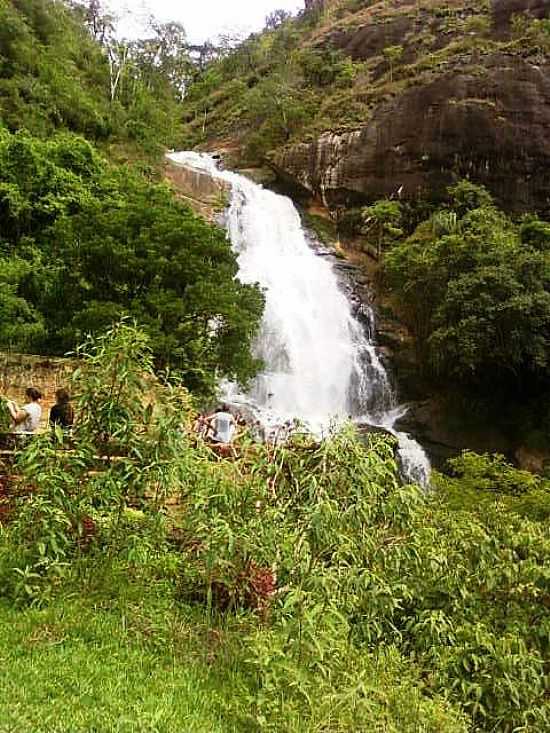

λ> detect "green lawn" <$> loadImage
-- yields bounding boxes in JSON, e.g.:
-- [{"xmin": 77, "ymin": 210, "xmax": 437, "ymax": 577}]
[{"xmin": 0, "ymin": 593, "xmax": 245, "ymax": 733}]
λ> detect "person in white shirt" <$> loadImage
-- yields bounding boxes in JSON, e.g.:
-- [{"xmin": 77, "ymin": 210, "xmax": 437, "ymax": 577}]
[
  {"xmin": 7, "ymin": 387, "xmax": 43, "ymax": 433},
  {"xmin": 209, "ymin": 404, "xmax": 236, "ymax": 444}
]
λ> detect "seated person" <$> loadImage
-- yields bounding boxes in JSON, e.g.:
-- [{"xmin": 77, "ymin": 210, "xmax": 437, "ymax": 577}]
[
  {"xmin": 49, "ymin": 388, "xmax": 75, "ymax": 430},
  {"xmin": 208, "ymin": 404, "xmax": 237, "ymax": 444},
  {"xmin": 7, "ymin": 387, "xmax": 43, "ymax": 433}
]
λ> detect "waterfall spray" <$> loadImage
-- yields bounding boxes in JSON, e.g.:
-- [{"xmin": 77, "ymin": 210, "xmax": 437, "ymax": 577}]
[{"xmin": 168, "ymin": 152, "xmax": 430, "ymax": 484}]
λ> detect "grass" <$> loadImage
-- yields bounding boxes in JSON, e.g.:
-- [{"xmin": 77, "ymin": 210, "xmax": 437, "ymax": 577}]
[
  {"xmin": 0, "ymin": 566, "xmax": 248, "ymax": 733},
  {"xmin": 301, "ymin": 211, "xmax": 338, "ymax": 245},
  {"xmin": 0, "ymin": 556, "xmax": 469, "ymax": 733}
]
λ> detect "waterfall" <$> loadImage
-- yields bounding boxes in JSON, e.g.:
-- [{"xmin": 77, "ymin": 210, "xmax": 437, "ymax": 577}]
[{"xmin": 168, "ymin": 151, "xmax": 430, "ymax": 484}]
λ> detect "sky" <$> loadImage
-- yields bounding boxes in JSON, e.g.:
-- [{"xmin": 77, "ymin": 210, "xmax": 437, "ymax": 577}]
[{"xmin": 109, "ymin": 0, "xmax": 304, "ymax": 43}]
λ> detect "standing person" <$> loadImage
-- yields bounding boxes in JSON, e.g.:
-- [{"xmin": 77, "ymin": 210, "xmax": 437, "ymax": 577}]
[
  {"xmin": 209, "ymin": 404, "xmax": 237, "ymax": 445},
  {"xmin": 7, "ymin": 387, "xmax": 43, "ymax": 434},
  {"xmin": 49, "ymin": 388, "xmax": 74, "ymax": 430}
]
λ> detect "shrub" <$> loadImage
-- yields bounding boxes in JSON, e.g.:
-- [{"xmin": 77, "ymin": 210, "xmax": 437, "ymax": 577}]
[
  {"xmin": 0, "ymin": 322, "xmax": 193, "ymax": 602},
  {"xmin": 448, "ymin": 451, "xmax": 540, "ymax": 495},
  {"xmin": 385, "ymin": 182, "xmax": 550, "ymax": 386}
]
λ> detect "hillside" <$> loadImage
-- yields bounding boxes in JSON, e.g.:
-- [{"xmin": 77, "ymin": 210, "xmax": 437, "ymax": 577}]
[
  {"xmin": 0, "ymin": 0, "xmax": 263, "ymax": 397},
  {"xmin": 183, "ymin": 0, "xmax": 550, "ymax": 214},
  {"xmin": 0, "ymin": 0, "xmax": 186, "ymax": 159},
  {"xmin": 1, "ymin": 3, "xmax": 550, "ymax": 731}
]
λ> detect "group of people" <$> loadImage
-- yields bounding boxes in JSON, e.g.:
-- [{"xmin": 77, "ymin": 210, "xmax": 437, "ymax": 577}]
[
  {"xmin": 4, "ymin": 392, "xmax": 287, "ymax": 455},
  {"xmin": 5, "ymin": 387, "xmax": 74, "ymax": 435}
]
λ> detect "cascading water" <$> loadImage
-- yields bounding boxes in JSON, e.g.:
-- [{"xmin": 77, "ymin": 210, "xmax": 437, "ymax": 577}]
[{"xmin": 168, "ymin": 151, "xmax": 430, "ymax": 484}]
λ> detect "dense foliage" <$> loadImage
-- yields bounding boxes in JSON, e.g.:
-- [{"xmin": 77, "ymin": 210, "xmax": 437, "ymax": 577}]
[
  {"xmin": 0, "ymin": 130, "xmax": 264, "ymax": 395},
  {"xmin": 0, "ymin": 325, "xmax": 548, "ymax": 731},
  {"xmin": 0, "ymin": 0, "xmax": 187, "ymax": 156},
  {"xmin": 384, "ymin": 182, "xmax": 550, "ymax": 390}
]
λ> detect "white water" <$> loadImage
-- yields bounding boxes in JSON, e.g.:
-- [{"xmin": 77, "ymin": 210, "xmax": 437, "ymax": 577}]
[{"xmin": 168, "ymin": 151, "xmax": 430, "ymax": 484}]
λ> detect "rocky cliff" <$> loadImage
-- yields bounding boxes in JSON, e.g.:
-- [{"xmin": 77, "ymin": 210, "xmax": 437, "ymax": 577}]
[
  {"xmin": 271, "ymin": 0, "xmax": 550, "ymax": 214},
  {"xmin": 273, "ymin": 53, "xmax": 550, "ymax": 212},
  {"xmin": 492, "ymin": 0, "xmax": 549, "ymax": 27}
]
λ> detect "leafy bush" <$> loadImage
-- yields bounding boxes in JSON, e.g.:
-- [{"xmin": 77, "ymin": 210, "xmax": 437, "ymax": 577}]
[
  {"xmin": 384, "ymin": 182, "xmax": 550, "ymax": 387},
  {"xmin": 0, "ymin": 129, "xmax": 264, "ymax": 397},
  {"xmin": 436, "ymin": 451, "xmax": 550, "ymax": 523},
  {"xmin": 1, "ymin": 324, "xmax": 548, "ymax": 730},
  {"xmin": 448, "ymin": 451, "xmax": 540, "ymax": 495},
  {"xmin": 240, "ymin": 622, "xmax": 468, "ymax": 732},
  {"xmin": 0, "ymin": 322, "xmax": 192, "ymax": 602},
  {"xmin": 177, "ymin": 426, "xmax": 549, "ymax": 730}
]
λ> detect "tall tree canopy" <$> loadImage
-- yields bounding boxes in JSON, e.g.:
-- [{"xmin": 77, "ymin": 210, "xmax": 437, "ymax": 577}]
[
  {"xmin": 0, "ymin": 0, "xmax": 190, "ymax": 155},
  {"xmin": 385, "ymin": 182, "xmax": 550, "ymax": 388}
]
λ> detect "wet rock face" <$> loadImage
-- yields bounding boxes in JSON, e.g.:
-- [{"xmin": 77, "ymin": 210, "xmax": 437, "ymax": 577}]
[
  {"xmin": 165, "ymin": 159, "xmax": 230, "ymax": 221},
  {"xmin": 273, "ymin": 54, "xmax": 550, "ymax": 214}
]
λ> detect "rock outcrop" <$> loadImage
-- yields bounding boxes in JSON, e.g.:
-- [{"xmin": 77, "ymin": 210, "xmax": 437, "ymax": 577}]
[
  {"xmin": 273, "ymin": 53, "xmax": 550, "ymax": 213},
  {"xmin": 165, "ymin": 158, "xmax": 229, "ymax": 221},
  {"xmin": 271, "ymin": 0, "xmax": 550, "ymax": 214},
  {"xmin": 492, "ymin": 0, "xmax": 550, "ymax": 27}
]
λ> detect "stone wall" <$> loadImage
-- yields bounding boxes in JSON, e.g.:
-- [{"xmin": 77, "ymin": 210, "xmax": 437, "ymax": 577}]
[{"xmin": 0, "ymin": 353, "xmax": 73, "ymax": 431}]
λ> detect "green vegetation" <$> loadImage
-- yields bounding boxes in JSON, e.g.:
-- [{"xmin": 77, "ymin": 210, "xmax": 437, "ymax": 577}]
[
  {"xmin": 0, "ymin": 0, "xmax": 188, "ymax": 158},
  {"xmin": 0, "ymin": 129, "xmax": 263, "ymax": 397},
  {"xmin": 0, "ymin": 0, "xmax": 264, "ymax": 398},
  {"xmin": 0, "ymin": 324, "xmax": 548, "ymax": 731},
  {"xmin": 437, "ymin": 451, "xmax": 550, "ymax": 521},
  {"xmin": 362, "ymin": 199, "xmax": 403, "ymax": 257},
  {"xmin": 180, "ymin": 0, "xmax": 546, "ymax": 164},
  {"xmin": 182, "ymin": 13, "xmax": 366, "ymax": 160},
  {"xmin": 383, "ymin": 45, "xmax": 404, "ymax": 83},
  {"xmin": 383, "ymin": 182, "xmax": 550, "ymax": 392},
  {"xmin": 1, "ymin": 3, "xmax": 549, "ymax": 730},
  {"xmin": 358, "ymin": 181, "xmax": 550, "ymax": 450}
]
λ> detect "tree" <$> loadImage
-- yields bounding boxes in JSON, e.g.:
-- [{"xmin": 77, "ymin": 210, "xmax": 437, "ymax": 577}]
[
  {"xmin": 129, "ymin": 20, "xmax": 192, "ymax": 100},
  {"xmin": 265, "ymin": 9, "xmax": 292, "ymax": 31},
  {"xmin": 384, "ymin": 182, "xmax": 550, "ymax": 385},
  {"xmin": 448, "ymin": 179, "xmax": 494, "ymax": 216},
  {"xmin": 520, "ymin": 215, "xmax": 550, "ymax": 251},
  {"xmin": 0, "ymin": 130, "xmax": 264, "ymax": 396},
  {"xmin": 0, "ymin": 0, "xmax": 185, "ymax": 152},
  {"xmin": 244, "ymin": 75, "xmax": 310, "ymax": 156},
  {"xmin": 79, "ymin": 0, "xmax": 114, "ymax": 45},
  {"xmin": 107, "ymin": 40, "xmax": 130, "ymax": 102},
  {"xmin": 361, "ymin": 200, "xmax": 403, "ymax": 258},
  {"xmin": 383, "ymin": 45, "xmax": 404, "ymax": 82}
]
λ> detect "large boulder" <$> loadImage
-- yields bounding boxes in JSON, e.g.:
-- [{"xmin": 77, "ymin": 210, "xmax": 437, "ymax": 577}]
[{"xmin": 492, "ymin": 0, "xmax": 550, "ymax": 28}]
